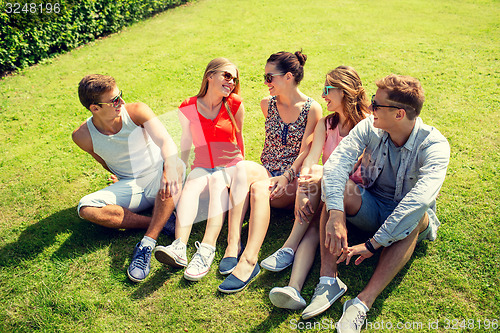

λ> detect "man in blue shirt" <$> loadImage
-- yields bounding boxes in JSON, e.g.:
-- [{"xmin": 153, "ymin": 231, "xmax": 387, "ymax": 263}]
[{"xmin": 301, "ymin": 75, "xmax": 450, "ymax": 333}]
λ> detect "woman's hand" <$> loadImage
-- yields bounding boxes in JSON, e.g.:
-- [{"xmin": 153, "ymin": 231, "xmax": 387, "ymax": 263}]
[
  {"xmin": 295, "ymin": 190, "xmax": 313, "ymax": 224},
  {"xmin": 336, "ymin": 243, "xmax": 374, "ymax": 266},
  {"xmin": 269, "ymin": 175, "xmax": 289, "ymax": 200}
]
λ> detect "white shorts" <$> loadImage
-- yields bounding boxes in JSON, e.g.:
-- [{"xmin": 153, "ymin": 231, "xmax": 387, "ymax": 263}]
[{"xmin": 78, "ymin": 159, "xmax": 186, "ymax": 217}]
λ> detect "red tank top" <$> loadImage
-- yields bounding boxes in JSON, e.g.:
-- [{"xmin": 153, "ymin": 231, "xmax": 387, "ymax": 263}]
[{"xmin": 179, "ymin": 93, "xmax": 243, "ymax": 169}]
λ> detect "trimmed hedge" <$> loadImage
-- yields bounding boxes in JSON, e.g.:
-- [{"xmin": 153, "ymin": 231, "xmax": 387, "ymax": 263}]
[{"xmin": 0, "ymin": 0, "xmax": 190, "ymax": 75}]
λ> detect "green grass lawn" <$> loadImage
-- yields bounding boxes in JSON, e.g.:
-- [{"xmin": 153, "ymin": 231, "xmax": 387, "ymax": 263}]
[{"xmin": 0, "ymin": 0, "xmax": 499, "ymax": 332}]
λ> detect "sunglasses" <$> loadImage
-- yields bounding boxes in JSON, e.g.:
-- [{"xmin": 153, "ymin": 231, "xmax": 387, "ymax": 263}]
[
  {"xmin": 322, "ymin": 85, "xmax": 338, "ymax": 95},
  {"xmin": 96, "ymin": 90, "xmax": 124, "ymax": 108},
  {"xmin": 219, "ymin": 71, "xmax": 239, "ymax": 85},
  {"xmin": 370, "ymin": 95, "xmax": 401, "ymax": 111},
  {"xmin": 263, "ymin": 72, "xmax": 285, "ymax": 84}
]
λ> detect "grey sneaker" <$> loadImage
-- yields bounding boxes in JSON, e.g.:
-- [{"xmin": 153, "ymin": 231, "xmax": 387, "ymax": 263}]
[
  {"xmin": 269, "ymin": 286, "xmax": 306, "ymax": 310},
  {"xmin": 337, "ymin": 298, "xmax": 368, "ymax": 333},
  {"xmin": 184, "ymin": 241, "xmax": 216, "ymax": 281},
  {"xmin": 301, "ymin": 278, "xmax": 347, "ymax": 320},
  {"xmin": 260, "ymin": 247, "xmax": 294, "ymax": 272},
  {"xmin": 154, "ymin": 238, "xmax": 187, "ymax": 268}
]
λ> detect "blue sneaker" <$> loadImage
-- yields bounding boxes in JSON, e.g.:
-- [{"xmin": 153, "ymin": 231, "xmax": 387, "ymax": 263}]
[
  {"xmin": 218, "ymin": 263, "xmax": 260, "ymax": 294},
  {"xmin": 127, "ymin": 243, "xmax": 153, "ymax": 283},
  {"xmin": 161, "ymin": 211, "xmax": 176, "ymax": 238},
  {"xmin": 261, "ymin": 247, "xmax": 294, "ymax": 272}
]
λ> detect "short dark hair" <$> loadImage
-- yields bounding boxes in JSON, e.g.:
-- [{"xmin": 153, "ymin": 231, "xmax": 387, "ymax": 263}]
[
  {"xmin": 78, "ymin": 74, "xmax": 116, "ymax": 110},
  {"xmin": 267, "ymin": 50, "xmax": 307, "ymax": 85},
  {"xmin": 375, "ymin": 74, "xmax": 425, "ymax": 120}
]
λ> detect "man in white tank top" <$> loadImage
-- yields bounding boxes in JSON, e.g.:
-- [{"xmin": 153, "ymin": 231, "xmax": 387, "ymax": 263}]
[{"xmin": 72, "ymin": 74, "xmax": 185, "ymax": 283}]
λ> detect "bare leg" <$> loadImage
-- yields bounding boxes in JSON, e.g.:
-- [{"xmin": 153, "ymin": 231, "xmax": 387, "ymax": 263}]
[
  {"xmin": 223, "ymin": 161, "xmax": 268, "ymax": 258},
  {"xmin": 145, "ymin": 159, "xmax": 185, "ymax": 240},
  {"xmin": 231, "ymin": 177, "xmax": 297, "ymax": 281},
  {"xmin": 319, "ymin": 179, "xmax": 362, "ymax": 277},
  {"xmin": 201, "ymin": 167, "xmax": 236, "ymax": 247},
  {"xmin": 282, "ymin": 165, "xmax": 323, "ymax": 252},
  {"xmin": 357, "ymin": 213, "xmax": 429, "ymax": 308},
  {"xmin": 175, "ymin": 168, "xmax": 210, "ymax": 244},
  {"xmin": 144, "ymin": 195, "xmax": 176, "ymax": 240},
  {"xmin": 288, "ymin": 212, "xmax": 320, "ymax": 291},
  {"xmin": 79, "ymin": 205, "xmax": 151, "ymax": 229},
  {"xmin": 80, "ymin": 160, "xmax": 185, "ymax": 234}
]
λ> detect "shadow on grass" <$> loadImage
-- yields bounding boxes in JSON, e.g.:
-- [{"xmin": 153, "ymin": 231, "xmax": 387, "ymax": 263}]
[
  {"xmin": 130, "ymin": 267, "xmax": 179, "ymax": 300},
  {"xmin": 242, "ymin": 207, "xmax": 430, "ymax": 331},
  {"xmin": 0, "ymin": 206, "xmax": 176, "ymax": 293},
  {"xmin": 0, "ymin": 207, "xmax": 127, "ymax": 267}
]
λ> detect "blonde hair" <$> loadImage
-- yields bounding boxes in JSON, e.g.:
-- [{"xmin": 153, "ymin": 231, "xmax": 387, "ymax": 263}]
[
  {"xmin": 197, "ymin": 58, "xmax": 240, "ymax": 131},
  {"xmin": 325, "ymin": 66, "xmax": 369, "ymax": 130}
]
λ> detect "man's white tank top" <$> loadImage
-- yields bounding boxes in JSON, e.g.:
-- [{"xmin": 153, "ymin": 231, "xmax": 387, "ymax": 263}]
[{"xmin": 86, "ymin": 107, "xmax": 162, "ymax": 180}]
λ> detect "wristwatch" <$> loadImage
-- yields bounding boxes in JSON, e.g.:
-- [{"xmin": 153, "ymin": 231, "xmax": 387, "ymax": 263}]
[{"xmin": 365, "ymin": 239, "xmax": 377, "ymax": 254}]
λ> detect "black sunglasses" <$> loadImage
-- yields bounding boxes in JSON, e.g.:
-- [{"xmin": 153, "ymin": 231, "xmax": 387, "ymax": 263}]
[
  {"xmin": 370, "ymin": 95, "xmax": 401, "ymax": 111},
  {"xmin": 263, "ymin": 72, "xmax": 285, "ymax": 84},
  {"xmin": 96, "ymin": 90, "xmax": 124, "ymax": 108},
  {"xmin": 219, "ymin": 71, "xmax": 239, "ymax": 85}
]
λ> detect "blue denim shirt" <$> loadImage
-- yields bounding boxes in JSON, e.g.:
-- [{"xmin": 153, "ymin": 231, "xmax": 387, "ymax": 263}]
[{"xmin": 322, "ymin": 115, "xmax": 450, "ymax": 247}]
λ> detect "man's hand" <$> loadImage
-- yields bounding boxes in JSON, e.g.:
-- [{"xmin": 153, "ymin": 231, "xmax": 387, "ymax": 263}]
[
  {"xmin": 337, "ymin": 243, "xmax": 374, "ymax": 266},
  {"xmin": 107, "ymin": 174, "xmax": 118, "ymax": 185},
  {"xmin": 324, "ymin": 209, "xmax": 348, "ymax": 257},
  {"xmin": 160, "ymin": 163, "xmax": 179, "ymax": 201}
]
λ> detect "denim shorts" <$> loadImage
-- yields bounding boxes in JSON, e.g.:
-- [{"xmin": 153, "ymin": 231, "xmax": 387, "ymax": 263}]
[
  {"xmin": 196, "ymin": 166, "xmax": 228, "ymax": 174},
  {"xmin": 268, "ymin": 169, "xmax": 301, "ymax": 178},
  {"xmin": 268, "ymin": 169, "xmax": 284, "ymax": 177},
  {"xmin": 347, "ymin": 185, "xmax": 430, "ymax": 242}
]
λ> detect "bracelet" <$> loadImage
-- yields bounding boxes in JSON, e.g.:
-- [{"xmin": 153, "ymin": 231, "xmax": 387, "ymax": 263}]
[
  {"xmin": 365, "ymin": 239, "xmax": 377, "ymax": 254},
  {"xmin": 287, "ymin": 168, "xmax": 296, "ymax": 181},
  {"xmin": 282, "ymin": 172, "xmax": 291, "ymax": 183}
]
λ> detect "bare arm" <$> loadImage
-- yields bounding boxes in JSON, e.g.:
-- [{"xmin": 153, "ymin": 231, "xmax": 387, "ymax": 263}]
[
  {"xmin": 290, "ymin": 100, "xmax": 322, "ymax": 174},
  {"xmin": 128, "ymin": 102, "xmax": 179, "ymax": 198},
  {"xmin": 178, "ymin": 110, "xmax": 192, "ymax": 166},
  {"xmin": 72, "ymin": 122, "xmax": 112, "ymax": 173},
  {"xmin": 260, "ymin": 97, "xmax": 270, "ymax": 118},
  {"xmin": 235, "ymin": 103, "xmax": 245, "ymax": 158},
  {"xmin": 300, "ymin": 117, "xmax": 327, "ymax": 174}
]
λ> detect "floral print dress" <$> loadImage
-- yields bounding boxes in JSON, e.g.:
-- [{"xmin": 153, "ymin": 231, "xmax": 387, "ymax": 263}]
[{"xmin": 260, "ymin": 96, "xmax": 313, "ymax": 175}]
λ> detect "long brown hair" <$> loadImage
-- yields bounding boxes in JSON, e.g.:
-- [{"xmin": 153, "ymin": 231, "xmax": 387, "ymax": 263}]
[
  {"xmin": 324, "ymin": 66, "xmax": 370, "ymax": 131},
  {"xmin": 197, "ymin": 58, "xmax": 240, "ymax": 132}
]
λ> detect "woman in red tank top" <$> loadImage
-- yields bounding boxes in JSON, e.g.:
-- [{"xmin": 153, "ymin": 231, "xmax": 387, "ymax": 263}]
[{"xmin": 153, "ymin": 58, "xmax": 245, "ymax": 282}]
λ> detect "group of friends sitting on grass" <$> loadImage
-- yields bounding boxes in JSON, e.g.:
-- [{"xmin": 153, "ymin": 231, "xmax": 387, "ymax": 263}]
[{"xmin": 72, "ymin": 50, "xmax": 450, "ymax": 333}]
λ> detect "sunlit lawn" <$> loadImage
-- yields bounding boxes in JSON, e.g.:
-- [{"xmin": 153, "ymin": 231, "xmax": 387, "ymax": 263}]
[{"xmin": 0, "ymin": 0, "xmax": 498, "ymax": 331}]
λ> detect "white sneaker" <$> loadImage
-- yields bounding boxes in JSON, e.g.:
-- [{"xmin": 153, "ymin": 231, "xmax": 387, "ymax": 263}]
[
  {"xmin": 269, "ymin": 286, "xmax": 306, "ymax": 310},
  {"xmin": 184, "ymin": 241, "xmax": 216, "ymax": 281},
  {"xmin": 154, "ymin": 238, "xmax": 187, "ymax": 268},
  {"xmin": 337, "ymin": 298, "xmax": 368, "ymax": 333}
]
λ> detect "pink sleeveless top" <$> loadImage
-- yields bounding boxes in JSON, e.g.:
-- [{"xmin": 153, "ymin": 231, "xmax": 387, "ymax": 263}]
[{"xmin": 322, "ymin": 125, "xmax": 363, "ymax": 184}]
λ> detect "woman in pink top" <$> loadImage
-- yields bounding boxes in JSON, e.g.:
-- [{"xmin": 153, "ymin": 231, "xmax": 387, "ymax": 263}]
[
  {"xmin": 265, "ymin": 66, "xmax": 370, "ymax": 311},
  {"xmin": 154, "ymin": 58, "xmax": 245, "ymax": 282}
]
